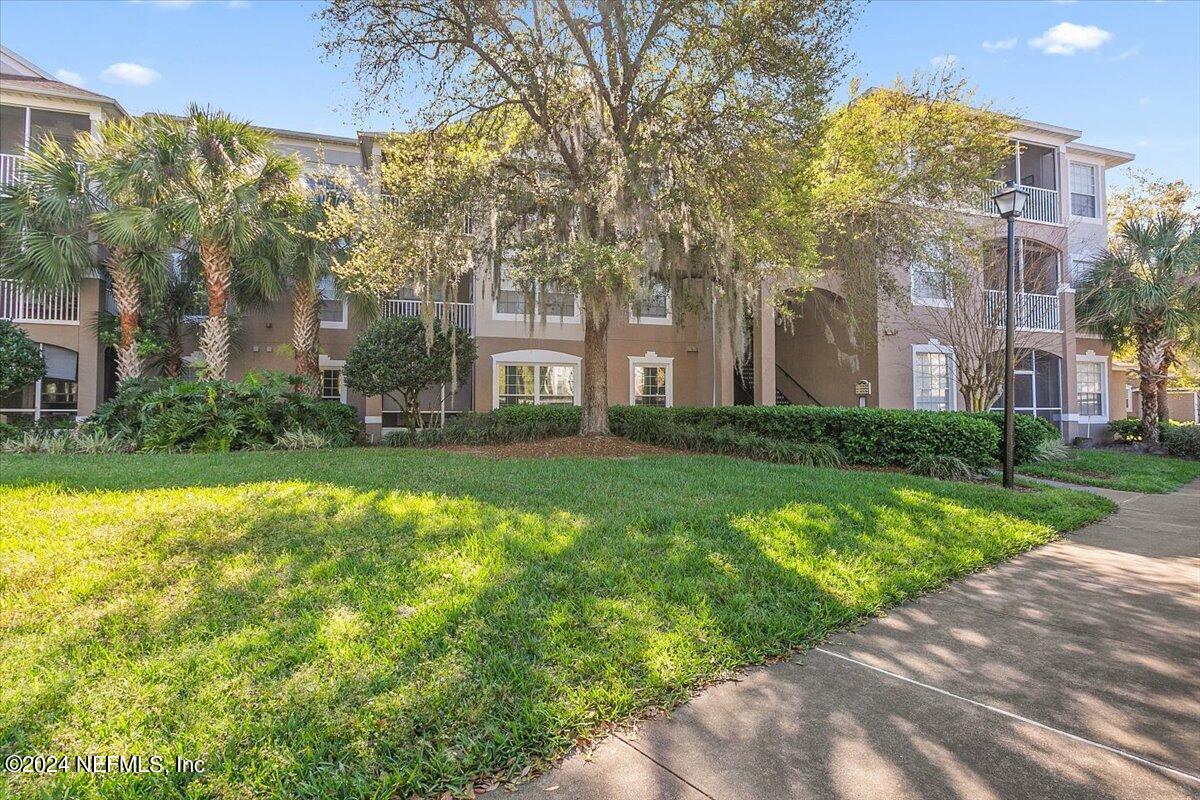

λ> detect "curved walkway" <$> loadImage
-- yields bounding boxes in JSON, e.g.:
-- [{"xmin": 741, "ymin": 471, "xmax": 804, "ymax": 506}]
[{"xmin": 510, "ymin": 479, "xmax": 1200, "ymax": 800}]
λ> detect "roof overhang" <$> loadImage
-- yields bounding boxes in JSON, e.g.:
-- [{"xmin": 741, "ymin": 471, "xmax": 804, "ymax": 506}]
[{"xmin": 1065, "ymin": 142, "xmax": 1136, "ymax": 169}]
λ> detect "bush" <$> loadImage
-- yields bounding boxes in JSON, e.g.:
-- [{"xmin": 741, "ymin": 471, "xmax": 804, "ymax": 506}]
[
  {"xmin": 88, "ymin": 373, "xmax": 360, "ymax": 452},
  {"xmin": 386, "ymin": 405, "xmax": 582, "ymax": 447},
  {"xmin": 1163, "ymin": 423, "xmax": 1199, "ymax": 460},
  {"xmin": 966, "ymin": 411, "xmax": 1059, "ymax": 466},
  {"xmin": 616, "ymin": 409, "xmax": 846, "ymax": 466},
  {"xmin": 1028, "ymin": 438, "xmax": 1070, "ymax": 463},
  {"xmin": 1108, "ymin": 417, "xmax": 1144, "ymax": 443},
  {"xmin": 907, "ymin": 453, "xmax": 978, "ymax": 482},
  {"xmin": 272, "ymin": 429, "xmax": 334, "ymax": 451},
  {"xmin": 609, "ymin": 405, "xmax": 998, "ymax": 470},
  {"xmin": 0, "ymin": 428, "xmax": 131, "ymax": 455}
]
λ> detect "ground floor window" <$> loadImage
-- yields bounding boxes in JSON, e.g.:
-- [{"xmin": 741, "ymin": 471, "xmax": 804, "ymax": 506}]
[
  {"xmin": 497, "ymin": 363, "xmax": 577, "ymax": 406},
  {"xmin": 629, "ymin": 354, "xmax": 673, "ymax": 407},
  {"xmin": 320, "ymin": 368, "xmax": 345, "ymax": 403},
  {"xmin": 1076, "ymin": 357, "xmax": 1106, "ymax": 420},
  {"xmin": 990, "ymin": 349, "xmax": 1062, "ymax": 427},
  {"xmin": 913, "ymin": 347, "xmax": 954, "ymax": 411},
  {"xmin": 0, "ymin": 343, "xmax": 78, "ymax": 422}
]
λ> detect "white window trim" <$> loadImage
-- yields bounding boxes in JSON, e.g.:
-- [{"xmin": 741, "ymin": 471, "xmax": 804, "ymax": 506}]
[
  {"xmin": 628, "ymin": 352, "xmax": 674, "ymax": 407},
  {"xmin": 909, "ymin": 262, "xmax": 954, "ymax": 308},
  {"xmin": 629, "ymin": 284, "xmax": 673, "ymax": 325},
  {"xmin": 491, "ymin": 349, "xmax": 582, "ymax": 408},
  {"xmin": 319, "ymin": 297, "xmax": 349, "ymax": 330},
  {"xmin": 1075, "ymin": 353, "xmax": 1109, "ymax": 424},
  {"xmin": 318, "ymin": 355, "xmax": 348, "ymax": 403},
  {"xmin": 1067, "ymin": 159, "xmax": 1102, "ymax": 222},
  {"xmin": 492, "ymin": 268, "xmax": 581, "ymax": 324},
  {"xmin": 912, "ymin": 342, "xmax": 957, "ymax": 411}
]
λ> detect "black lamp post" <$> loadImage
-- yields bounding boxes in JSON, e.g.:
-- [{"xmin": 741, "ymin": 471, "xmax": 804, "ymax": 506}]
[{"xmin": 992, "ymin": 180, "xmax": 1029, "ymax": 489}]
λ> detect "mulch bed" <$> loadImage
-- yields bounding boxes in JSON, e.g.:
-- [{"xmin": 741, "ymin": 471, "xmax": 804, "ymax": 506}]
[{"xmin": 439, "ymin": 435, "xmax": 677, "ymax": 459}]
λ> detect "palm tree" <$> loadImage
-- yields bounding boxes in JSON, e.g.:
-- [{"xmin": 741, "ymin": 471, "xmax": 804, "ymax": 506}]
[
  {"xmin": 148, "ymin": 106, "xmax": 299, "ymax": 380},
  {"xmin": 0, "ymin": 123, "xmax": 174, "ymax": 382},
  {"xmin": 1078, "ymin": 213, "xmax": 1200, "ymax": 446}
]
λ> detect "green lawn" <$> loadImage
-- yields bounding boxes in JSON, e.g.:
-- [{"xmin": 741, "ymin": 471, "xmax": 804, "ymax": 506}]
[
  {"xmin": 1, "ymin": 449, "xmax": 1112, "ymax": 799},
  {"xmin": 1020, "ymin": 448, "xmax": 1200, "ymax": 493}
]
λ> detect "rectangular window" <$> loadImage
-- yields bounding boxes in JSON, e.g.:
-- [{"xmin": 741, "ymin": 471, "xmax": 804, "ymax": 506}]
[
  {"xmin": 539, "ymin": 365, "xmax": 575, "ymax": 404},
  {"xmin": 1070, "ymin": 163, "xmax": 1097, "ymax": 218},
  {"xmin": 29, "ymin": 109, "xmax": 90, "ymax": 154},
  {"xmin": 541, "ymin": 284, "xmax": 576, "ymax": 318},
  {"xmin": 320, "ymin": 369, "xmax": 343, "ymax": 402},
  {"xmin": 634, "ymin": 366, "xmax": 668, "ymax": 406},
  {"xmin": 497, "ymin": 363, "xmax": 577, "ymax": 405},
  {"xmin": 1077, "ymin": 361, "xmax": 1104, "ymax": 417},
  {"xmin": 317, "ymin": 276, "xmax": 347, "ymax": 326},
  {"xmin": 914, "ymin": 351, "xmax": 952, "ymax": 411},
  {"xmin": 496, "ymin": 266, "xmax": 527, "ymax": 316},
  {"xmin": 631, "ymin": 281, "xmax": 671, "ymax": 323},
  {"xmin": 498, "ymin": 365, "xmax": 536, "ymax": 405},
  {"xmin": 911, "ymin": 262, "xmax": 952, "ymax": 306}
]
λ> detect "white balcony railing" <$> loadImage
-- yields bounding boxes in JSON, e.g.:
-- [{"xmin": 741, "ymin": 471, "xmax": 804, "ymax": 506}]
[
  {"xmin": 383, "ymin": 298, "xmax": 474, "ymax": 332},
  {"xmin": 984, "ymin": 289, "xmax": 1061, "ymax": 332},
  {"xmin": 0, "ymin": 153, "xmax": 25, "ymax": 187},
  {"xmin": 975, "ymin": 179, "xmax": 1061, "ymax": 225},
  {"xmin": 0, "ymin": 279, "xmax": 80, "ymax": 324}
]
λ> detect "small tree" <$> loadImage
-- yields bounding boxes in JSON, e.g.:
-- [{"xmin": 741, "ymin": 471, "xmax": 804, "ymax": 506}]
[
  {"xmin": 0, "ymin": 321, "xmax": 46, "ymax": 396},
  {"xmin": 344, "ymin": 316, "xmax": 476, "ymax": 429}
]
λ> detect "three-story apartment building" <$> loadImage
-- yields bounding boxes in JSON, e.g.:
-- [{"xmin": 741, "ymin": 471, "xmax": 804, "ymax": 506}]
[{"xmin": 1, "ymin": 45, "xmax": 1136, "ymax": 442}]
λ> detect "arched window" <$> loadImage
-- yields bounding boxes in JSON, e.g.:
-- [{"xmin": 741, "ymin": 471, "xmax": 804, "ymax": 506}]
[
  {"xmin": 989, "ymin": 349, "xmax": 1062, "ymax": 429},
  {"xmin": 984, "ymin": 239, "xmax": 1062, "ymax": 295}
]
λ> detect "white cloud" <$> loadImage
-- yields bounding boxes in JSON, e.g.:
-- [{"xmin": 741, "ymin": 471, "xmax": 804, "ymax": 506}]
[
  {"xmin": 100, "ymin": 62, "xmax": 162, "ymax": 86},
  {"xmin": 982, "ymin": 37, "xmax": 1018, "ymax": 52},
  {"xmin": 54, "ymin": 69, "xmax": 86, "ymax": 87},
  {"xmin": 930, "ymin": 54, "xmax": 958, "ymax": 68},
  {"xmin": 1029, "ymin": 22, "xmax": 1112, "ymax": 55}
]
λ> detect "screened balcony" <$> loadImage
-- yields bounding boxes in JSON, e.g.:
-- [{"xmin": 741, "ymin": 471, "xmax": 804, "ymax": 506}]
[{"xmin": 974, "ymin": 140, "xmax": 1062, "ymax": 224}]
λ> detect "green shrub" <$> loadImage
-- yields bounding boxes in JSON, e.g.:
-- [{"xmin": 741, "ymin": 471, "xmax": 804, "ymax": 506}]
[
  {"xmin": 0, "ymin": 320, "xmax": 46, "ymax": 396},
  {"xmin": 1163, "ymin": 423, "xmax": 1199, "ymax": 460},
  {"xmin": 0, "ymin": 422, "xmax": 20, "ymax": 443},
  {"xmin": 1107, "ymin": 417, "xmax": 1144, "ymax": 442},
  {"xmin": 609, "ymin": 405, "xmax": 998, "ymax": 470},
  {"xmin": 907, "ymin": 453, "xmax": 979, "ymax": 482},
  {"xmin": 616, "ymin": 411, "xmax": 845, "ymax": 466},
  {"xmin": 89, "ymin": 374, "xmax": 360, "ymax": 453},
  {"xmin": 966, "ymin": 411, "xmax": 1058, "ymax": 465},
  {"xmin": 387, "ymin": 405, "xmax": 582, "ymax": 447},
  {"xmin": 1028, "ymin": 438, "xmax": 1070, "ymax": 463},
  {"xmin": 272, "ymin": 429, "xmax": 333, "ymax": 451}
]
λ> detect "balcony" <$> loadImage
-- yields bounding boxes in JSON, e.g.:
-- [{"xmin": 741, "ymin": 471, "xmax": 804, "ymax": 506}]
[
  {"xmin": 984, "ymin": 289, "xmax": 1060, "ymax": 332},
  {"xmin": 975, "ymin": 179, "xmax": 1061, "ymax": 225},
  {"xmin": 0, "ymin": 279, "xmax": 79, "ymax": 324},
  {"xmin": 383, "ymin": 298, "xmax": 474, "ymax": 332},
  {"xmin": 0, "ymin": 153, "xmax": 25, "ymax": 186}
]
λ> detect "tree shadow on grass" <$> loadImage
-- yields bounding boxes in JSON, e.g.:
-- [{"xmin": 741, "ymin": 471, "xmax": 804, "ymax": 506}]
[{"xmin": 0, "ymin": 451, "xmax": 1122, "ymax": 799}]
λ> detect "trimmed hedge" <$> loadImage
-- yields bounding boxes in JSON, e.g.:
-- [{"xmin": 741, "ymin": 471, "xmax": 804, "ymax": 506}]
[
  {"xmin": 966, "ymin": 411, "xmax": 1059, "ymax": 466},
  {"xmin": 1163, "ymin": 423, "xmax": 1199, "ymax": 460},
  {"xmin": 608, "ymin": 405, "xmax": 999, "ymax": 470},
  {"xmin": 385, "ymin": 404, "xmax": 582, "ymax": 447}
]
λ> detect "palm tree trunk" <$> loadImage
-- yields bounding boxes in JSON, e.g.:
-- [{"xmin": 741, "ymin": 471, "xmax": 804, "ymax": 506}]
[
  {"xmin": 108, "ymin": 254, "xmax": 143, "ymax": 383},
  {"xmin": 198, "ymin": 239, "xmax": 232, "ymax": 381},
  {"xmin": 1158, "ymin": 344, "xmax": 1174, "ymax": 427},
  {"xmin": 580, "ymin": 303, "xmax": 611, "ymax": 436},
  {"xmin": 291, "ymin": 280, "xmax": 321, "ymax": 397},
  {"xmin": 1137, "ymin": 337, "xmax": 1167, "ymax": 446}
]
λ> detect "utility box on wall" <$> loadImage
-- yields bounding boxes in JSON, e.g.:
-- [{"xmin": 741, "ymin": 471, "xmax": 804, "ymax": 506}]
[{"xmin": 855, "ymin": 379, "xmax": 872, "ymax": 408}]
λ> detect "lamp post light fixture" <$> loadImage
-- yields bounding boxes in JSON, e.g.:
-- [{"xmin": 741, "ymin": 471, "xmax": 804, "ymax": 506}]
[{"xmin": 993, "ymin": 180, "xmax": 1029, "ymax": 489}]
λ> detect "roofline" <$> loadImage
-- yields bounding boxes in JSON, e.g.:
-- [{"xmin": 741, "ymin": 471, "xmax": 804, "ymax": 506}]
[
  {"xmin": 0, "ymin": 76, "xmax": 127, "ymax": 118},
  {"xmin": 261, "ymin": 125, "xmax": 359, "ymax": 147},
  {"xmin": 0, "ymin": 44, "xmax": 54, "ymax": 80},
  {"xmin": 1011, "ymin": 116, "xmax": 1082, "ymax": 141},
  {"xmin": 1066, "ymin": 142, "xmax": 1136, "ymax": 169}
]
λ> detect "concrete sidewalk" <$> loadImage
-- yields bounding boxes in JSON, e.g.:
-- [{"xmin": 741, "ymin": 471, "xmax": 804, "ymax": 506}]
[{"xmin": 510, "ymin": 480, "xmax": 1200, "ymax": 800}]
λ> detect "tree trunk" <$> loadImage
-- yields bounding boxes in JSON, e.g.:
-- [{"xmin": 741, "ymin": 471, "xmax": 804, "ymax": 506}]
[
  {"xmin": 1157, "ymin": 345, "xmax": 1173, "ymax": 427},
  {"xmin": 108, "ymin": 255, "xmax": 143, "ymax": 383},
  {"xmin": 580, "ymin": 303, "xmax": 611, "ymax": 436},
  {"xmin": 1136, "ymin": 337, "xmax": 1167, "ymax": 446},
  {"xmin": 198, "ymin": 240, "xmax": 232, "ymax": 381},
  {"xmin": 292, "ymin": 280, "xmax": 321, "ymax": 397}
]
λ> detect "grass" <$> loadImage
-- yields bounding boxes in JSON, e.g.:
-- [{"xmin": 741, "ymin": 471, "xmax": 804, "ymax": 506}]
[
  {"xmin": 1020, "ymin": 448, "xmax": 1200, "ymax": 493},
  {"xmin": 0, "ymin": 448, "xmax": 1113, "ymax": 799}
]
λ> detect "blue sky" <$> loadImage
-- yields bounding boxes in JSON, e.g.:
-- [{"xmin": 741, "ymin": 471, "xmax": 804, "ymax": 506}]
[{"xmin": 1, "ymin": 0, "xmax": 1197, "ymax": 188}]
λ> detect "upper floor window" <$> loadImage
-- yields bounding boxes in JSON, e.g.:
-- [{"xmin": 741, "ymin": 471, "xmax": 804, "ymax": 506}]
[
  {"xmin": 630, "ymin": 281, "xmax": 672, "ymax": 324},
  {"xmin": 317, "ymin": 275, "xmax": 347, "ymax": 328},
  {"xmin": 910, "ymin": 261, "xmax": 953, "ymax": 308},
  {"xmin": 985, "ymin": 238, "xmax": 1061, "ymax": 295},
  {"xmin": 494, "ymin": 264, "xmax": 578, "ymax": 322},
  {"xmin": 1069, "ymin": 163, "xmax": 1098, "ymax": 218}
]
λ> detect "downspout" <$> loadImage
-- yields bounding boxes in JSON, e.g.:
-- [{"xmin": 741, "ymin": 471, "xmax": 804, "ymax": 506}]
[{"xmin": 711, "ymin": 293, "xmax": 717, "ymax": 407}]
